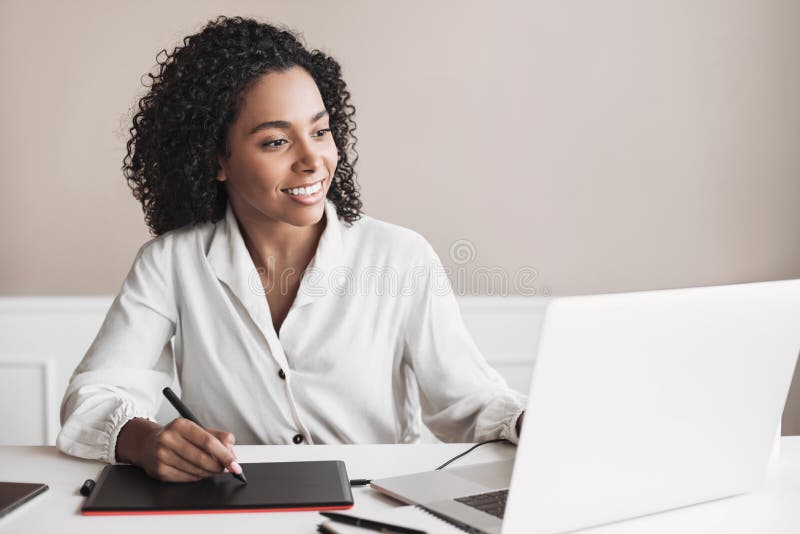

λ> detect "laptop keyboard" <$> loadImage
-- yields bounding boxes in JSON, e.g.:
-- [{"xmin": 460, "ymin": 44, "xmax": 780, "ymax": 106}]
[{"xmin": 454, "ymin": 488, "xmax": 508, "ymax": 519}]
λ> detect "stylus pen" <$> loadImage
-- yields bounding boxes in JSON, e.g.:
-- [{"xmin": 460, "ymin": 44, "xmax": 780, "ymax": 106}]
[
  {"xmin": 319, "ymin": 512, "xmax": 427, "ymax": 534},
  {"xmin": 162, "ymin": 387, "xmax": 247, "ymax": 484}
]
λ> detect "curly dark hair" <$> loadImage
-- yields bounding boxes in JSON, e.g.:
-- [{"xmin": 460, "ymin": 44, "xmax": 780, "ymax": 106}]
[{"xmin": 123, "ymin": 15, "xmax": 362, "ymax": 237}]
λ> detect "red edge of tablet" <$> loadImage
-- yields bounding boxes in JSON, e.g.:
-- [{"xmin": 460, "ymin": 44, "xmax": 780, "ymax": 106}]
[{"xmin": 82, "ymin": 504, "xmax": 352, "ymax": 516}]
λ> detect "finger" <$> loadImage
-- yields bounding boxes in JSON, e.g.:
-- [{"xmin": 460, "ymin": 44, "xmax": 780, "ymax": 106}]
[
  {"xmin": 206, "ymin": 428, "xmax": 235, "ymax": 446},
  {"xmin": 161, "ymin": 426, "xmax": 225, "ymax": 474},
  {"xmin": 163, "ymin": 423, "xmax": 225, "ymax": 473},
  {"xmin": 208, "ymin": 434, "xmax": 236, "ymax": 462},
  {"xmin": 161, "ymin": 446, "xmax": 220, "ymax": 479},
  {"xmin": 172, "ymin": 432, "xmax": 228, "ymax": 473},
  {"xmin": 177, "ymin": 421, "xmax": 237, "ymax": 471},
  {"xmin": 206, "ymin": 428, "xmax": 236, "ymax": 450}
]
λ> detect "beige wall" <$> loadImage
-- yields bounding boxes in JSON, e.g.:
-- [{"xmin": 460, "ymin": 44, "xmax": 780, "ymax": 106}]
[{"xmin": 1, "ymin": 0, "xmax": 799, "ymax": 430}]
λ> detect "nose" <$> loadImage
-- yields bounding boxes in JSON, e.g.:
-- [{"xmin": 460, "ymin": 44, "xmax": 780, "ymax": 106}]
[{"xmin": 291, "ymin": 135, "xmax": 324, "ymax": 175}]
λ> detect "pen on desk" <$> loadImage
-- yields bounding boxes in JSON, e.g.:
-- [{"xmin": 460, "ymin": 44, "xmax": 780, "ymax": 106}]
[
  {"xmin": 319, "ymin": 512, "xmax": 427, "ymax": 534},
  {"xmin": 162, "ymin": 387, "xmax": 247, "ymax": 484}
]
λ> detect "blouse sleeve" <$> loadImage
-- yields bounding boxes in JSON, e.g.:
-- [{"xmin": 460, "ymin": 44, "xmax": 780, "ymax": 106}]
[
  {"xmin": 57, "ymin": 238, "xmax": 178, "ymax": 464},
  {"xmin": 402, "ymin": 238, "xmax": 528, "ymax": 444}
]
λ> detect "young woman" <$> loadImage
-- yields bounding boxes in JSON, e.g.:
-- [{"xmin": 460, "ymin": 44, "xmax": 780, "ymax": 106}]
[{"xmin": 57, "ymin": 15, "xmax": 526, "ymax": 482}]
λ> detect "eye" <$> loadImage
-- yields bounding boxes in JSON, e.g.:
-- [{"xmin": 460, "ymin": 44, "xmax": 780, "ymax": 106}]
[
  {"xmin": 261, "ymin": 138, "xmax": 287, "ymax": 148},
  {"xmin": 314, "ymin": 128, "xmax": 331, "ymax": 138}
]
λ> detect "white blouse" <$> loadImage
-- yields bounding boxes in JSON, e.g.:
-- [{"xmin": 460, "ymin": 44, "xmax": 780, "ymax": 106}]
[{"xmin": 57, "ymin": 198, "xmax": 527, "ymax": 463}]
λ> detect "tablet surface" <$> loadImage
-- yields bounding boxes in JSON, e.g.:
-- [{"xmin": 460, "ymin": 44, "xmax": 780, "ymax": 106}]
[{"xmin": 82, "ymin": 461, "xmax": 353, "ymax": 515}]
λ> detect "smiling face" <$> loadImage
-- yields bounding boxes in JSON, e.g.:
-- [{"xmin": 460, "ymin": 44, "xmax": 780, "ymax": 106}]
[{"xmin": 216, "ymin": 66, "xmax": 338, "ymax": 228}]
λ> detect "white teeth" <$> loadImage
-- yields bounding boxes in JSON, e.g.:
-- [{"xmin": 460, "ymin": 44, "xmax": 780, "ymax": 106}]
[{"xmin": 287, "ymin": 181, "xmax": 322, "ymax": 196}]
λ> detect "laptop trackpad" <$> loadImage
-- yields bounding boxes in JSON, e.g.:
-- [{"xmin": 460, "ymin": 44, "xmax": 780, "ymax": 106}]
[
  {"xmin": 370, "ymin": 460, "xmax": 516, "ymax": 505},
  {"xmin": 448, "ymin": 460, "xmax": 515, "ymax": 490},
  {"xmin": 371, "ymin": 470, "xmax": 492, "ymax": 503}
]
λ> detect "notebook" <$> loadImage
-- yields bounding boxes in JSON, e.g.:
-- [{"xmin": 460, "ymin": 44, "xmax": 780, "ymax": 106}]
[
  {"xmin": 0, "ymin": 482, "xmax": 48, "ymax": 518},
  {"xmin": 82, "ymin": 461, "xmax": 353, "ymax": 515},
  {"xmin": 318, "ymin": 505, "xmax": 468, "ymax": 533}
]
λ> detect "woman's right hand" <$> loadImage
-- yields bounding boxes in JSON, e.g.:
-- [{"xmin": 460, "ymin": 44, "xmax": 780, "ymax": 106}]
[{"xmin": 116, "ymin": 417, "xmax": 242, "ymax": 482}]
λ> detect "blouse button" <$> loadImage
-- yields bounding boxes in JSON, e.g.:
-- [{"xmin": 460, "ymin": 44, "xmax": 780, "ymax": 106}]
[
  {"xmin": 278, "ymin": 369, "xmax": 286, "ymax": 380},
  {"xmin": 292, "ymin": 433, "xmax": 304, "ymax": 444}
]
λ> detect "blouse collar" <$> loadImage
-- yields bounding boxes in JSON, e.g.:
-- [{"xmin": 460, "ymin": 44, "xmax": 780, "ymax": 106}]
[{"xmin": 206, "ymin": 197, "xmax": 347, "ymax": 336}]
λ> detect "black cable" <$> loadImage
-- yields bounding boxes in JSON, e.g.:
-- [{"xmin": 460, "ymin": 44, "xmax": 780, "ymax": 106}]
[
  {"xmin": 434, "ymin": 438, "xmax": 508, "ymax": 470},
  {"xmin": 350, "ymin": 437, "xmax": 510, "ymax": 486}
]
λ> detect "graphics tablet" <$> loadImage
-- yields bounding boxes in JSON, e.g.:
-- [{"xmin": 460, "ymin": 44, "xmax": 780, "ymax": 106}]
[
  {"xmin": 82, "ymin": 461, "xmax": 353, "ymax": 515},
  {"xmin": 0, "ymin": 482, "xmax": 48, "ymax": 518}
]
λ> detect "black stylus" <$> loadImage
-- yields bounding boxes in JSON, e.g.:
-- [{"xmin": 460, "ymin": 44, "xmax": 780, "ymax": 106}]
[
  {"xmin": 162, "ymin": 387, "xmax": 247, "ymax": 484},
  {"xmin": 320, "ymin": 512, "xmax": 427, "ymax": 534}
]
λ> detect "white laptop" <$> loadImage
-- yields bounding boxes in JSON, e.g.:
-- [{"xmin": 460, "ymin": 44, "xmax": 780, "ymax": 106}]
[{"xmin": 370, "ymin": 279, "xmax": 800, "ymax": 534}]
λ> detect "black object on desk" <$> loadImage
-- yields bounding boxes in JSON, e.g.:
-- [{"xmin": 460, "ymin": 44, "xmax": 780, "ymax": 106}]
[
  {"xmin": 81, "ymin": 461, "xmax": 353, "ymax": 515},
  {"xmin": 162, "ymin": 386, "xmax": 247, "ymax": 484},
  {"xmin": 79, "ymin": 479, "xmax": 95, "ymax": 496},
  {"xmin": 320, "ymin": 511, "xmax": 428, "ymax": 534},
  {"xmin": 0, "ymin": 482, "xmax": 48, "ymax": 518}
]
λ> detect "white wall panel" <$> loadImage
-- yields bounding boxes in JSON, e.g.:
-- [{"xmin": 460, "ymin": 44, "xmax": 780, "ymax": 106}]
[{"xmin": 0, "ymin": 296, "xmax": 544, "ymax": 445}]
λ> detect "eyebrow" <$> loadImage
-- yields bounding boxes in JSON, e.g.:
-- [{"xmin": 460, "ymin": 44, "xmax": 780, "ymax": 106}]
[{"xmin": 248, "ymin": 110, "xmax": 329, "ymax": 135}]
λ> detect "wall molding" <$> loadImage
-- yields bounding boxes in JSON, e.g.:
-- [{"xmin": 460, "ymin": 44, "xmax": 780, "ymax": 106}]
[
  {"xmin": 0, "ymin": 358, "xmax": 56, "ymax": 445},
  {"xmin": 0, "ymin": 295, "xmax": 545, "ymax": 445},
  {"xmin": 0, "ymin": 296, "xmax": 113, "ymax": 314}
]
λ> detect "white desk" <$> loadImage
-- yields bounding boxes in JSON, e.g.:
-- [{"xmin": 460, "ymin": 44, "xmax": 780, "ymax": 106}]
[{"xmin": 1, "ymin": 439, "xmax": 799, "ymax": 534}]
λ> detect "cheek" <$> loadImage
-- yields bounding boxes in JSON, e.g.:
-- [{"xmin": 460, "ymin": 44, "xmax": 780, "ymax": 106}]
[
  {"xmin": 239, "ymin": 152, "xmax": 286, "ymax": 185},
  {"xmin": 324, "ymin": 141, "xmax": 339, "ymax": 170}
]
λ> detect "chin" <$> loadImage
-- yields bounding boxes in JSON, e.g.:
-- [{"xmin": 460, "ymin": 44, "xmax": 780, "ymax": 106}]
[{"xmin": 283, "ymin": 203, "xmax": 326, "ymax": 227}]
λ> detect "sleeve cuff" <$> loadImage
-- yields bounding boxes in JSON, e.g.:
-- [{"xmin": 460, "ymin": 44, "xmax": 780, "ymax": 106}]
[
  {"xmin": 503, "ymin": 409, "xmax": 526, "ymax": 445},
  {"xmin": 104, "ymin": 404, "xmax": 157, "ymax": 465}
]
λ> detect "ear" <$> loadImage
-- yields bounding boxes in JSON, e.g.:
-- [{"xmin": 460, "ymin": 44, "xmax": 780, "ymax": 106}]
[{"xmin": 217, "ymin": 153, "xmax": 232, "ymax": 182}]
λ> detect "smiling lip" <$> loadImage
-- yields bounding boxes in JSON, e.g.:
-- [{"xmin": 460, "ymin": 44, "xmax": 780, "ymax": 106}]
[{"xmin": 280, "ymin": 178, "xmax": 325, "ymax": 192}]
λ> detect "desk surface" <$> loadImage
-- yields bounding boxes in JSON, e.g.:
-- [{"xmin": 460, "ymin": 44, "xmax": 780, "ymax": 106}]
[{"xmin": 1, "ymin": 439, "xmax": 799, "ymax": 534}]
